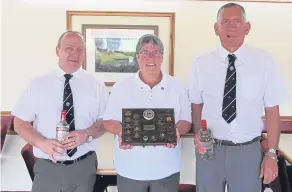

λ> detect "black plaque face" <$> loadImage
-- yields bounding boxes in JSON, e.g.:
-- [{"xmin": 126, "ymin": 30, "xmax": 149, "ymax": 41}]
[{"xmin": 122, "ymin": 108, "xmax": 176, "ymax": 146}]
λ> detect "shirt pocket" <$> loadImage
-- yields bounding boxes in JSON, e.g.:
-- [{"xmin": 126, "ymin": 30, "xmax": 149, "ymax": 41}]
[
  {"xmin": 73, "ymin": 94, "xmax": 98, "ymax": 127},
  {"xmin": 241, "ymin": 76, "xmax": 264, "ymax": 101},
  {"xmin": 38, "ymin": 93, "xmax": 62, "ymax": 122},
  {"xmin": 202, "ymin": 78, "xmax": 224, "ymax": 100}
]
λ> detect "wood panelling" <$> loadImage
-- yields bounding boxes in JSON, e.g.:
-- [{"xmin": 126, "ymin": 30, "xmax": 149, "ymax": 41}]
[
  {"xmin": 183, "ymin": 116, "xmax": 292, "ymax": 138},
  {"xmin": 1, "ymin": 111, "xmax": 291, "ymax": 137},
  {"xmin": 1, "ymin": 111, "xmax": 291, "ymax": 164}
]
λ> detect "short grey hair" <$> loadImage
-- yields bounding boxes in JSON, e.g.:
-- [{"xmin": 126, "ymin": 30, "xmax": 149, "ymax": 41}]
[
  {"xmin": 57, "ymin": 30, "xmax": 84, "ymax": 47},
  {"xmin": 135, "ymin": 34, "xmax": 164, "ymax": 55},
  {"xmin": 216, "ymin": 3, "xmax": 246, "ymax": 23}
]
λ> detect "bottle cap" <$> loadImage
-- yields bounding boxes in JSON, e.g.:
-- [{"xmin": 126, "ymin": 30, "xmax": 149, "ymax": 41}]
[
  {"xmin": 201, "ymin": 119, "xmax": 207, "ymax": 131},
  {"xmin": 61, "ymin": 110, "xmax": 67, "ymax": 120}
]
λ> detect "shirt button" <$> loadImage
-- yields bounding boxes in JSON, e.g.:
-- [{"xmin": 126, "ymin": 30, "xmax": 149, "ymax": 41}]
[{"xmin": 161, "ymin": 87, "xmax": 164, "ymax": 90}]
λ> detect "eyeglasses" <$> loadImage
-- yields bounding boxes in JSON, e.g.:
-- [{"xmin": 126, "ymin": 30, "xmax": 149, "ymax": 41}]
[{"xmin": 139, "ymin": 50, "xmax": 162, "ymax": 58}]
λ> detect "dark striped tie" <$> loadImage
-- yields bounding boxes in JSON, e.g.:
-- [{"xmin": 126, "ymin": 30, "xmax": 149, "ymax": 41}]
[
  {"xmin": 222, "ymin": 54, "xmax": 237, "ymax": 124},
  {"xmin": 63, "ymin": 74, "xmax": 77, "ymax": 157}
]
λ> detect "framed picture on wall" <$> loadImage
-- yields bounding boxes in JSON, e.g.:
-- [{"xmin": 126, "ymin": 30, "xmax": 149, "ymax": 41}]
[
  {"xmin": 82, "ymin": 25, "xmax": 158, "ymax": 86},
  {"xmin": 66, "ymin": 11, "xmax": 175, "ymax": 86}
]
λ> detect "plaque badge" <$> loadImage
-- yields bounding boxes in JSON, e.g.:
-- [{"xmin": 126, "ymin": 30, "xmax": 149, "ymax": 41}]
[
  {"xmin": 143, "ymin": 109, "xmax": 155, "ymax": 120},
  {"xmin": 121, "ymin": 108, "xmax": 176, "ymax": 146}
]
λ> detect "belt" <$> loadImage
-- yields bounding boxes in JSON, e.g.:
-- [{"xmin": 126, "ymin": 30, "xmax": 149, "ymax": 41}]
[
  {"xmin": 214, "ymin": 136, "xmax": 260, "ymax": 146},
  {"xmin": 45, "ymin": 151, "xmax": 94, "ymax": 165}
]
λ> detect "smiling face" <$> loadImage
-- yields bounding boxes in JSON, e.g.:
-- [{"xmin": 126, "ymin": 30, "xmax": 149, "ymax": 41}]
[
  {"xmin": 56, "ymin": 32, "xmax": 85, "ymax": 74},
  {"xmin": 136, "ymin": 43, "xmax": 163, "ymax": 77},
  {"xmin": 214, "ymin": 6, "xmax": 251, "ymax": 52}
]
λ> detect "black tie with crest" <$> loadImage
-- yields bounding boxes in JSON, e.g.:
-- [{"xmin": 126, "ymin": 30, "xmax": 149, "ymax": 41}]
[
  {"xmin": 222, "ymin": 54, "xmax": 237, "ymax": 124},
  {"xmin": 63, "ymin": 74, "xmax": 77, "ymax": 157}
]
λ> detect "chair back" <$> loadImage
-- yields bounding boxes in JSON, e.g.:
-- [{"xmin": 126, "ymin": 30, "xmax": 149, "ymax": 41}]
[
  {"xmin": 1, "ymin": 116, "xmax": 14, "ymax": 152},
  {"xmin": 277, "ymin": 156, "xmax": 291, "ymax": 192},
  {"xmin": 260, "ymin": 135, "xmax": 290, "ymax": 192},
  {"xmin": 262, "ymin": 156, "xmax": 291, "ymax": 192},
  {"xmin": 21, "ymin": 143, "xmax": 37, "ymax": 181},
  {"xmin": 178, "ymin": 184, "xmax": 196, "ymax": 192},
  {"xmin": 287, "ymin": 165, "xmax": 292, "ymax": 190}
]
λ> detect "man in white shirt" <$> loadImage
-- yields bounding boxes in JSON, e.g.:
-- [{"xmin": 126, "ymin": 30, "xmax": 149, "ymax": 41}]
[
  {"xmin": 102, "ymin": 34, "xmax": 192, "ymax": 192},
  {"xmin": 12, "ymin": 31, "xmax": 109, "ymax": 192},
  {"xmin": 189, "ymin": 3, "xmax": 289, "ymax": 192}
]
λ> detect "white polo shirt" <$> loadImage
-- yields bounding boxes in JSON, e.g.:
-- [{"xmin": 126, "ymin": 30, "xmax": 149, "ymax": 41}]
[
  {"xmin": 188, "ymin": 44, "xmax": 289, "ymax": 143},
  {"xmin": 102, "ymin": 72, "xmax": 192, "ymax": 180},
  {"xmin": 12, "ymin": 67, "xmax": 109, "ymax": 160}
]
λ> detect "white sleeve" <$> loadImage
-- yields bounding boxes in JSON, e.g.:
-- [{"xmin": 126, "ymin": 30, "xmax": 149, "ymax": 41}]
[
  {"xmin": 178, "ymin": 83, "xmax": 192, "ymax": 123},
  {"xmin": 264, "ymin": 57, "xmax": 290, "ymax": 108},
  {"xmin": 102, "ymin": 85, "xmax": 122, "ymax": 122},
  {"xmin": 187, "ymin": 59, "xmax": 203, "ymax": 104},
  {"xmin": 11, "ymin": 80, "xmax": 38, "ymax": 122},
  {"xmin": 97, "ymin": 82, "xmax": 109, "ymax": 120}
]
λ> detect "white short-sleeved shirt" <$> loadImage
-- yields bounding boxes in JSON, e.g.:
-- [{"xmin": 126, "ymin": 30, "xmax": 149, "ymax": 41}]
[
  {"xmin": 102, "ymin": 72, "xmax": 192, "ymax": 180},
  {"xmin": 12, "ymin": 67, "xmax": 109, "ymax": 160},
  {"xmin": 188, "ymin": 44, "xmax": 290, "ymax": 143}
]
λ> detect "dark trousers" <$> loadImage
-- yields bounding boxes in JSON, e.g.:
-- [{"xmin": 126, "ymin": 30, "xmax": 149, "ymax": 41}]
[
  {"xmin": 117, "ymin": 172, "xmax": 180, "ymax": 192},
  {"xmin": 32, "ymin": 152, "xmax": 97, "ymax": 192},
  {"xmin": 196, "ymin": 140, "xmax": 262, "ymax": 192}
]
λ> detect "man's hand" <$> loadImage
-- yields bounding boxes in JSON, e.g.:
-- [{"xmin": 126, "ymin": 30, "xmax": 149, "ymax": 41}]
[
  {"xmin": 62, "ymin": 130, "xmax": 88, "ymax": 150},
  {"xmin": 260, "ymin": 155, "xmax": 278, "ymax": 184},
  {"xmin": 165, "ymin": 128, "xmax": 180, "ymax": 148},
  {"xmin": 38, "ymin": 139, "xmax": 66, "ymax": 163},
  {"xmin": 118, "ymin": 132, "xmax": 133, "ymax": 150},
  {"xmin": 194, "ymin": 132, "xmax": 206, "ymax": 154}
]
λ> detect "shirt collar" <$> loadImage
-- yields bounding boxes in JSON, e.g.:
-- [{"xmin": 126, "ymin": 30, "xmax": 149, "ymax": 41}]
[
  {"xmin": 55, "ymin": 66, "xmax": 83, "ymax": 80},
  {"xmin": 135, "ymin": 70, "xmax": 166, "ymax": 90},
  {"xmin": 218, "ymin": 44, "xmax": 246, "ymax": 66}
]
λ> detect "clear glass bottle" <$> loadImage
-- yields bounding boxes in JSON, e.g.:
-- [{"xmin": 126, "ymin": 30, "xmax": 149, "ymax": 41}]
[
  {"xmin": 54, "ymin": 110, "xmax": 69, "ymax": 161},
  {"xmin": 199, "ymin": 119, "xmax": 214, "ymax": 160}
]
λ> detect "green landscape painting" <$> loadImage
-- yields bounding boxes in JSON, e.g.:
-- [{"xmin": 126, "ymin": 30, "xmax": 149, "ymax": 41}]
[{"xmin": 94, "ymin": 37, "xmax": 138, "ymax": 73}]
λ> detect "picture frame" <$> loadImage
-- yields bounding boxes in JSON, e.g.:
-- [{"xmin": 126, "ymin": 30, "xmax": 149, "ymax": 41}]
[
  {"xmin": 81, "ymin": 24, "xmax": 158, "ymax": 86},
  {"xmin": 66, "ymin": 11, "xmax": 175, "ymax": 86}
]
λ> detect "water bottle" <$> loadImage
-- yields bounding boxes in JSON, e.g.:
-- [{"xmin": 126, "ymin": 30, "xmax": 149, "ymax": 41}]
[{"xmin": 199, "ymin": 119, "xmax": 214, "ymax": 160}]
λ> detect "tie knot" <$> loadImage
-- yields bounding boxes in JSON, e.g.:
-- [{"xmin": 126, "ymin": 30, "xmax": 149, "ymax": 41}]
[
  {"xmin": 64, "ymin": 74, "xmax": 72, "ymax": 81},
  {"xmin": 228, "ymin": 54, "xmax": 236, "ymax": 63}
]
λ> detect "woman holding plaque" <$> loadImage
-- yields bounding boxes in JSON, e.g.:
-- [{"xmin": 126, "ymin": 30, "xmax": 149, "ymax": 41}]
[{"xmin": 102, "ymin": 34, "xmax": 192, "ymax": 192}]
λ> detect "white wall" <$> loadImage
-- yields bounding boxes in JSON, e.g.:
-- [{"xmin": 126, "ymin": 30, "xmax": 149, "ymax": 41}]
[
  {"xmin": 0, "ymin": 0, "xmax": 3, "ymax": 109},
  {"xmin": 2, "ymin": 0, "xmax": 292, "ymax": 114},
  {"xmin": 1, "ymin": 0, "xmax": 292, "ymax": 191}
]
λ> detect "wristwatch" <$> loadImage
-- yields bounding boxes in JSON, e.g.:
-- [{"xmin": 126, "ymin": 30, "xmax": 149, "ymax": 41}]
[
  {"xmin": 85, "ymin": 129, "xmax": 93, "ymax": 143},
  {"xmin": 267, "ymin": 148, "xmax": 279, "ymax": 155}
]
